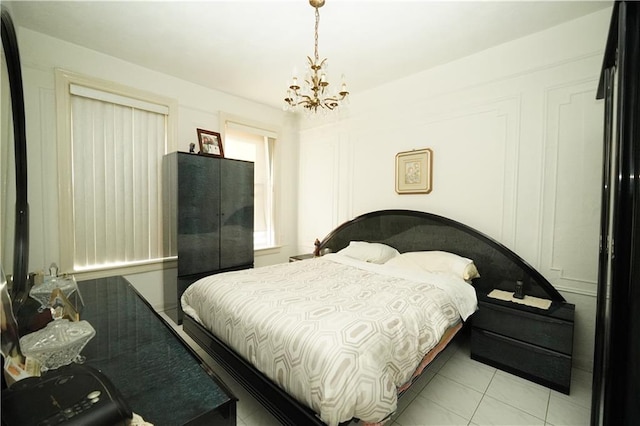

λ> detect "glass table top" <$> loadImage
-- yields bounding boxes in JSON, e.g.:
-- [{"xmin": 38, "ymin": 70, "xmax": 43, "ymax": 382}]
[{"xmin": 77, "ymin": 276, "xmax": 235, "ymax": 425}]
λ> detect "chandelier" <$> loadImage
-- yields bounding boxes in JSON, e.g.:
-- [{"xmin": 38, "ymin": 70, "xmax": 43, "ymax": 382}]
[{"xmin": 284, "ymin": 0, "xmax": 349, "ymax": 113}]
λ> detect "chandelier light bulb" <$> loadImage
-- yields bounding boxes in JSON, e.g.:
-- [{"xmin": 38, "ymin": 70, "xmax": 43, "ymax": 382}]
[{"xmin": 290, "ymin": 76, "xmax": 299, "ymax": 91}]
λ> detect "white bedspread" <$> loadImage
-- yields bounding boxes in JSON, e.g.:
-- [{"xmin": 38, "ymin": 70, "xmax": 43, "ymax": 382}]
[{"xmin": 181, "ymin": 254, "xmax": 477, "ymax": 425}]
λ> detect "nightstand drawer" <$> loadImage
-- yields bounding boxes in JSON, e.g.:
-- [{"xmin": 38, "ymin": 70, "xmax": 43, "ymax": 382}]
[
  {"xmin": 471, "ymin": 328, "xmax": 571, "ymax": 394},
  {"xmin": 473, "ymin": 301, "xmax": 573, "ymax": 355}
]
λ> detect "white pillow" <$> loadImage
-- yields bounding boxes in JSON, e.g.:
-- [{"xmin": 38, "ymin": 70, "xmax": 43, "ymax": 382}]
[
  {"xmin": 385, "ymin": 250, "xmax": 480, "ymax": 281},
  {"xmin": 337, "ymin": 241, "xmax": 400, "ymax": 264}
]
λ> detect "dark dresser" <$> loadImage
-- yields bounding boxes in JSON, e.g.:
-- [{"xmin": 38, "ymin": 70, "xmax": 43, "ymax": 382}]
[
  {"xmin": 470, "ymin": 291, "xmax": 575, "ymax": 394},
  {"xmin": 79, "ymin": 276, "xmax": 236, "ymax": 425}
]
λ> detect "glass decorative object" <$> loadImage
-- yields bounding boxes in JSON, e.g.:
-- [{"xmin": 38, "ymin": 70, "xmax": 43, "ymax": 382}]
[
  {"xmin": 29, "ymin": 275, "xmax": 85, "ymax": 318},
  {"xmin": 30, "ymin": 276, "xmax": 77, "ymax": 306},
  {"xmin": 19, "ymin": 319, "xmax": 96, "ymax": 372}
]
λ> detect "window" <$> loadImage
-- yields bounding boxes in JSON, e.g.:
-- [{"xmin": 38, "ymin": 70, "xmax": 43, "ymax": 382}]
[
  {"xmin": 56, "ymin": 70, "xmax": 177, "ymax": 276},
  {"xmin": 222, "ymin": 116, "xmax": 277, "ymax": 250}
]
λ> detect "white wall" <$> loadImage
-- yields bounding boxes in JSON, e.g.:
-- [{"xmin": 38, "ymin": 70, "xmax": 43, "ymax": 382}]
[
  {"xmin": 18, "ymin": 28, "xmax": 300, "ymax": 311},
  {"xmin": 297, "ymin": 8, "xmax": 612, "ymax": 372},
  {"xmin": 15, "ymin": 6, "xmax": 611, "ymax": 372}
]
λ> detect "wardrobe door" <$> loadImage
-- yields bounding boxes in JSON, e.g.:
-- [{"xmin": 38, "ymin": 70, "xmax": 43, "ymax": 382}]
[
  {"xmin": 593, "ymin": 2, "xmax": 640, "ymax": 425},
  {"xmin": 177, "ymin": 153, "xmax": 221, "ymax": 275},
  {"xmin": 219, "ymin": 159, "xmax": 254, "ymax": 269}
]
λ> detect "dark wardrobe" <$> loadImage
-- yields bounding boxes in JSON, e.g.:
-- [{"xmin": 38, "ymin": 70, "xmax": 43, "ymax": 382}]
[
  {"xmin": 592, "ymin": 1, "xmax": 640, "ymax": 425},
  {"xmin": 165, "ymin": 152, "xmax": 254, "ymax": 323}
]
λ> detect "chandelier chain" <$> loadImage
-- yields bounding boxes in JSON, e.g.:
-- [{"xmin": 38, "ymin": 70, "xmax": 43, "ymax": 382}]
[{"xmin": 314, "ymin": 7, "xmax": 320, "ymax": 62}]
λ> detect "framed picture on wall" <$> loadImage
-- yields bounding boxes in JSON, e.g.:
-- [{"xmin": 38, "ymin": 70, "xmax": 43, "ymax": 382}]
[
  {"xmin": 197, "ymin": 128, "xmax": 224, "ymax": 158},
  {"xmin": 395, "ymin": 148, "xmax": 433, "ymax": 194}
]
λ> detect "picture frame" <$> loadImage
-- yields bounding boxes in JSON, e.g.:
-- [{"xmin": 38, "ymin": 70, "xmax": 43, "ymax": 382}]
[
  {"xmin": 395, "ymin": 148, "xmax": 433, "ymax": 194},
  {"xmin": 197, "ymin": 128, "xmax": 224, "ymax": 158}
]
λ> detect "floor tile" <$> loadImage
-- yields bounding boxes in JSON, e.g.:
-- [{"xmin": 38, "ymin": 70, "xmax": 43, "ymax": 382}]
[
  {"xmin": 242, "ymin": 405, "xmax": 282, "ymax": 426},
  {"xmin": 395, "ymin": 386, "xmax": 420, "ymax": 418},
  {"xmin": 486, "ymin": 371, "xmax": 550, "ymax": 419},
  {"xmin": 438, "ymin": 353, "xmax": 496, "ymax": 393},
  {"xmin": 404, "ymin": 366, "xmax": 437, "ymax": 395},
  {"xmin": 396, "ymin": 395, "xmax": 469, "ymax": 426},
  {"xmin": 471, "ymin": 395, "xmax": 545, "ymax": 426},
  {"xmin": 420, "ymin": 374, "xmax": 483, "ymax": 420},
  {"xmin": 546, "ymin": 393, "xmax": 590, "ymax": 426},
  {"xmin": 454, "ymin": 335, "xmax": 471, "ymax": 358},
  {"xmin": 551, "ymin": 368, "xmax": 592, "ymax": 410},
  {"xmin": 427, "ymin": 347, "xmax": 455, "ymax": 373}
]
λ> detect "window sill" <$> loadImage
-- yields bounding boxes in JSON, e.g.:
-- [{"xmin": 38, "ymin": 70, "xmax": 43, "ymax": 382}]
[
  {"xmin": 68, "ymin": 258, "xmax": 178, "ymax": 281},
  {"xmin": 67, "ymin": 247, "xmax": 282, "ymax": 279},
  {"xmin": 254, "ymin": 245, "xmax": 282, "ymax": 257}
]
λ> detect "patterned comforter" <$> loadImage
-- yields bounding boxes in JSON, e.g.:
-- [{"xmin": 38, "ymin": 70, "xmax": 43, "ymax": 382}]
[{"xmin": 181, "ymin": 254, "xmax": 477, "ymax": 425}]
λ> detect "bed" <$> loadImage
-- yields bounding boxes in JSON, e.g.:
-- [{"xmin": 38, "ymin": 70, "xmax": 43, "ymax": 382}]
[{"xmin": 181, "ymin": 209, "xmax": 564, "ymax": 425}]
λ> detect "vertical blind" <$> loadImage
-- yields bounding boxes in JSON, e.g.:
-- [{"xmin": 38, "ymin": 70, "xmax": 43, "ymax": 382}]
[
  {"xmin": 224, "ymin": 122, "xmax": 276, "ymax": 249},
  {"xmin": 70, "ymin": 87, "xmax": 168, "ymax": 270}
]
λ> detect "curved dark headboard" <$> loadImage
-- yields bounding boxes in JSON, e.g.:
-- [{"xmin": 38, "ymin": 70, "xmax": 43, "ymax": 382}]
[{"xmin": 318, "ymin": 210, "xmax": 564, "ymax": 302}]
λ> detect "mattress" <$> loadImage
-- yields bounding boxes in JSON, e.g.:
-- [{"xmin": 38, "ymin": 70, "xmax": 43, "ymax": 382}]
[{"xmin": 181, "ymin": 254, "xmax": 477, "ymax": 425}]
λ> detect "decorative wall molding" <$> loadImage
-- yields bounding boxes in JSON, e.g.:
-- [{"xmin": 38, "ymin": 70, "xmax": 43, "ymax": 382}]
[
  {"xmin": 539, "ymin": 77, "xmax": 601, "ymax": 296},
  {"xmin": 416, "ymin": 94, "xmax": 523, "ymax": 248},
  {"xmin": 554, "ymin": 283, "xmax": 598, "ymax": 298},
  {"xmin": 297, "ymin": 130, "xmax": 340, "ymax": 250},
  {"xmin": 300, "ymin": 93, "xmax": 524, "ymax": 252}
]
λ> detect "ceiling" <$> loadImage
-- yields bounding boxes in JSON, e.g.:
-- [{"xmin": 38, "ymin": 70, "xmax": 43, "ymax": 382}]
[{"xmin": 9, "ymin": 0, "xmax": 612, "ymax": 109}]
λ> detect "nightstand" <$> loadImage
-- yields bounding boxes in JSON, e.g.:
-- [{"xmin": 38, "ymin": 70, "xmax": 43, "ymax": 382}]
[
  {"xmin": 470, "ymin": 291, "xmax": 575, "ymax": 394},
  {"xmin": 289, "ymin": 253, "xmax": 315, "ymax": 262}
]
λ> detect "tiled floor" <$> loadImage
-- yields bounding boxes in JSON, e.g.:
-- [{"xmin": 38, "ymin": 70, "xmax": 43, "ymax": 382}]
[{"xmin": 160, "ymin": 312, "xmax": 592, "ymax": 426}]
